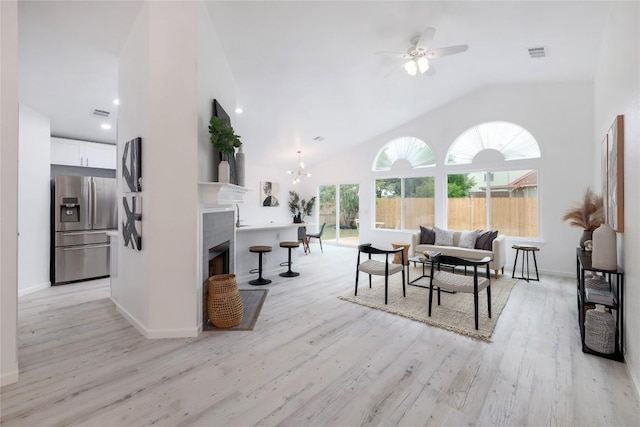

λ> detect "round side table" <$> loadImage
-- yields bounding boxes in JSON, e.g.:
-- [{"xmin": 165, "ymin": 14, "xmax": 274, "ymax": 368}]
[{"xmin": 391, "ymin": 242, "xmax": 411, "ymax": 265}]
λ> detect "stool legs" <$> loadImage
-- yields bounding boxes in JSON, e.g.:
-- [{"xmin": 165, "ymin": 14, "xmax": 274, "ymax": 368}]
[
  {"xmin": 512, "ymin": 248, "xmax": 540, "ymax": 282},
  {"xmin": 249, "ymin": 252, "xmax": 271, "ymax": 286},
  {"xmin": 279, "ymin": 247, "xmax": 299, "ymax": 277}
]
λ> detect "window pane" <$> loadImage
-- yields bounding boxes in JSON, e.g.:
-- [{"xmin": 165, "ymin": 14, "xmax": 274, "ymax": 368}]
[
  {"xmin": 490, "ymin": 170, "xmax": 538, "ymax": 237},
  {"xmin": 447, "ymin": 173, "xmax": 486, "ymax": 230},
  {"xmin": 375, "ymin": 178, "xmax": 400, "ymax": 229},
  {"xmin": 405, "ymin": 177, "xmax": 435, "ymax": 229},
  {"xmin": 339, "ymin": 184, "xmax": 359, "ymax": 245},
  {"xmin": 374, "ymin": 137, "xmax": 435, "ymax": 171},
  {"xmin": 319, "ymin": 185, "xmax": 336, "ymax": 242}
]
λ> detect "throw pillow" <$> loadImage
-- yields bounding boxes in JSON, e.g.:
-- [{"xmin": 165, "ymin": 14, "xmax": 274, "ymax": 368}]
[
  {"xmin": 419, "ymin": 226, "xmax": 435, "ymax": 244},
  {"xmin": 434, "ymin": 227, "xmax": 455, "ymax": 246},
  {"xmin": 475, "ymin": 230, "xmax": 499, "ymax": 250},
  {"xmin": 458, "ymin": 230, "xmax": 479, "ymax": 249}
]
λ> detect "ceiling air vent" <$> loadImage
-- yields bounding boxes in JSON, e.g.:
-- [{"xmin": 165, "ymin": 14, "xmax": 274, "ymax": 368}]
[
  {"xmin": 528, "ymin": 46, "xmax": 548, "ymax": 59},
  {"xmin": 92, "ymin": 109, "xmax": 111, "ymax": 118},
  {"xmin": 313, "ymin": 136, "xmax": 325, "ymax": 142}
]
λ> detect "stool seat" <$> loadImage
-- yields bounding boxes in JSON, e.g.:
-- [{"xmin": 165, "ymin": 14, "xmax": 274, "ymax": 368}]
[
  {"xmin": 280, "ymin": 241, "xmax": 300, "ymax": 249},
  {"xmin": 512, "ymin": 245, "xmax": 540, "ymax": 282},
  {"xmin": 250, "ymin": 246, "xmax": 272, "ymax": 253},
  {"xmin": 279, "ymin": 241, "xmax": 300, "ymax": 277},
  {"xmin": 249, "ymin": 245, "xmax": 272, "ymax": 286}
]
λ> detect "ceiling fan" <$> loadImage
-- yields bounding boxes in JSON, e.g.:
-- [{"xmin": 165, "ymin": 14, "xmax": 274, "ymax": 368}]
[{"xmin": 376, "ymin": 27, "xmax": 468, "ymax": 77}]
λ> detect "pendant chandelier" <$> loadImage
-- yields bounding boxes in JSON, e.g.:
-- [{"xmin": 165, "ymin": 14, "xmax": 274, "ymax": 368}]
[{"xmin": 287, "ymin": 150, "xmax": 311, "ymax": 184}]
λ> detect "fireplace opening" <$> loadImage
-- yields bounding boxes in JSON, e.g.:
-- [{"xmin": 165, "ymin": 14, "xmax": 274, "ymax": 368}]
[
  {"xmin": 204, "ymin": 240, "xmax": 231, "ymax": 330},
  {"xmin": 209, "ymin": 241, "xmax": 230, "ymax": 277}
]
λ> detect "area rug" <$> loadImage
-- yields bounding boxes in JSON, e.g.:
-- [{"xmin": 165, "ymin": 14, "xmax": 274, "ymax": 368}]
[
  {"xmin": 205, "ymin": 289, "xmax": 268, "ymax": 331},
  {"xmin": 338, "ymin": 271, "xmax": 518, "ymax": 341}
]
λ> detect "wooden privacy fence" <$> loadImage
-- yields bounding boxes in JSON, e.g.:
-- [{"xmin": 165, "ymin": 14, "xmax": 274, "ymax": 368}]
[{"xmin": 375, "ymin": 198, "xmax": 538, "ymax": 237}]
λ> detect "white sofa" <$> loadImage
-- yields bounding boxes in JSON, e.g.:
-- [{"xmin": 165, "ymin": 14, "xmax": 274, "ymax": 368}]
[{"xmin": 411, "ymin": 230, "xmax": 507, "ymax": 279}]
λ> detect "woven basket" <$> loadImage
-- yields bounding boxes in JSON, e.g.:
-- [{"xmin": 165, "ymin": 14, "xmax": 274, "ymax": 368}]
[
  {"xmin": 207, "ymin": 274, "xmax": 243, "ymax": 328},
  {"xmin": 584, "ymin": 308, "xmax": 615, "ymax": 354}
]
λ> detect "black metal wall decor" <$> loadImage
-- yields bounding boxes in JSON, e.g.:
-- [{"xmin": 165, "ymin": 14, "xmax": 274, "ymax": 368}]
[
  {"xmin": 122, "ymin": 137, "xmax": 142, "ymax": 192},
  {"xmin": 122, "ymin": 195, "xmax": 142, "ymax": 251}
]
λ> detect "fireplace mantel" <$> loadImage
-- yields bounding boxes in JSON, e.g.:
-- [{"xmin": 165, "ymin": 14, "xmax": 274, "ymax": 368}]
[{"xmin": 198, "ymin": 182, "xmax": 249, "ymax": 206}]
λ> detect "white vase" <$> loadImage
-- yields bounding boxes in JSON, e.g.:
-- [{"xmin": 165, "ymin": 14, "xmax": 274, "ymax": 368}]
[
  {"xmin": 236, "ymin": 146, "xmax": 245, "ymax": 187},
  {"xmin": 591, "ymin": 224, "xmax": 617, "ymax": 270},
  {"xmin": 218, "ymin": 160, "xmax": 230, "ymax": 183}
]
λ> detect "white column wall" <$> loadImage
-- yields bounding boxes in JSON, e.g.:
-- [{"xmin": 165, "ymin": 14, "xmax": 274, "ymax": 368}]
[
  {"xmin": 594, "ymin": 0, "xmax": 640, "ymax": 400},
  {"xmin": 309, "ymin": 82, "xmax": 594, "ymax": 276},
  {"xmin": 0, "ymin": 0, "xmax": 19, "ymax": 386},
  {"xmin": 145, "ymin": 1, "xmax": 198, "ymax": 334},
  {"xmin": 116, "ymin": 1, "xmax": 242, "ymax": 337},
  {"xmin": 18, "ymin": 104, "xmax": 51, "ymax": 296}
]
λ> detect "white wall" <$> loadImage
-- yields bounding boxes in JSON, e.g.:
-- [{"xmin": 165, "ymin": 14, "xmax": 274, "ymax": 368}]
[
  {"xmin": 112, "ymin": 2, "xmax": 150, "ymax": 333},
  {"xmin": 18, "ymin": 104, "xmax": 51, "ymax": 296},
  {"xmin": 1, "ymin": 0, "xmax": 20, "ymax": 387},
  {"xmin": 594, "ymin": 0, "xmax": 640, "ymax": 399},
  {"xmin": 310, "ymin": 82, "xmax": 594, "ymax": 276}
]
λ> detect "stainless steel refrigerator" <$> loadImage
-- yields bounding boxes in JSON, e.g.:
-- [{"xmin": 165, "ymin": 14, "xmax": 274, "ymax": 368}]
[{"xmin": 51, "ymin": 175, "xmax": 117, "ymax": 285}]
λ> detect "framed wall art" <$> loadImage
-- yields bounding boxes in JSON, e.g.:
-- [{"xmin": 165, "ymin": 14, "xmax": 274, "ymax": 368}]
[
  {"xmin": 122, "ymin": 137, "xmax": 142, "ymax": 192},
  {"xmin": 606, "ymin": 115, "xmax": 624, "ymax": 232},
  {"xmin": 261, "ymin": 181, "xmax": 280, "ymax": 207},
  {"xmin": 122, "ymin": 195, "xmax": 142, "ymax": 250}
]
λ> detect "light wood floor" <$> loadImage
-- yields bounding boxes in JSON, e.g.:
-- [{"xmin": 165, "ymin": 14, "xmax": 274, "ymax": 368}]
[{"xmin": 2, "ymin": 245, "xmax": 639, "ymax": 426}]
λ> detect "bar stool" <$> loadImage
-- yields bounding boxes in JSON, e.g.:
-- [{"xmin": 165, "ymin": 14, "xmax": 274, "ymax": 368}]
[
  {"xmin": 511, "ymin": 244, "xmax": 540, "ymax": 282},
  {"xmin": 279, "ymin": 241, "xmax": 300, "ymax": 277},
  {"xmin": 249, "ymin": 246, "xmax": 272, "ymax": 285}
]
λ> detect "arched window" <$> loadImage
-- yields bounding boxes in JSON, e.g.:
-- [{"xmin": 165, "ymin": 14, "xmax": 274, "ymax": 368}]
[
  {"xmin": 445, "ymin": 121, "xmax": 541, "ymax": 238},
  {"xmin": 373, "ymin": 137, "xmax": 436, "ymax": 230},
  {"xmin": 446, "ymin": 121, "xmax": 541, "ymax": 165},
  {"xmin": 374, "ymin": 137, "xmax": 435, "ymax": 171}
]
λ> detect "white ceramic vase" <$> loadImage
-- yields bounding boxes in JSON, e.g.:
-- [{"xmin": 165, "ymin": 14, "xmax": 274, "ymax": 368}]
[
  {"xmin": 591, "ymin": 224, "xmax": 617, "ymax": 270},
  {"xmin": 218, "ymin": 160, "xmax": 230, "ymax": 183}
]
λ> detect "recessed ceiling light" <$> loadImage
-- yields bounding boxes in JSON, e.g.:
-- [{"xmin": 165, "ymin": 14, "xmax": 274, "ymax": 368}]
[
  {"xmin": 235, "ymin": 107, "xmax": 243, "ymax": 114},
  {"xmin": 113, "ymin": 99, "xmax": 120, "ymax": 105},
  {"xmin": 101, "ymin": 124, "xmax": 112, "ymax": 130}
]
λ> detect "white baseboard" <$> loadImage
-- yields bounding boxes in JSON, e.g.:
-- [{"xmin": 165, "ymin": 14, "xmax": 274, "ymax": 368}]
[
  {"xmin": 626, "ymin": 361, "xmax": 640, "ymax": 404},
  {"xmin": 110, "ymin": 298, "xmax": 198, "ymax": 339},
  {"xmin": 18, "ymin": 281, "xmax": 50, "ymax": 297},
  {"xmin": 1, "ymin": 368, "xmax": 19, "ymax": 387}
]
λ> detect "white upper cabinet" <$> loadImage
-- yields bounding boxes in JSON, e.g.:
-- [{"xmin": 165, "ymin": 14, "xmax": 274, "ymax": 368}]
[{"xmin": 51, "ymin": 137, "xmax": 117, "ymax": 169}]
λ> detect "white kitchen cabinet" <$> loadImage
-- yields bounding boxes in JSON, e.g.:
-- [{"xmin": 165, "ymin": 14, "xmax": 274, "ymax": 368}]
[{"xmin": 51, "ymin": 137, "xmax": 117, "ymax": 169}]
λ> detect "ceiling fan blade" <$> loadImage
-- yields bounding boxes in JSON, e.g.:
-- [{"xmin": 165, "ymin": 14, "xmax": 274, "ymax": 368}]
[
  {"xmin": 376, "ymin": 51, "xmax": 412, "ymax": 59},
  {"xmin": 415, "ymin": 27, "xmax": 436, "ymax": 51},
  {"xmin": 383, "ymin": 61, "xmax": 409, "ymax": 78},
  {"xmin": 426, "ymin": 45, "xmax": 468, "ymax": 59}
]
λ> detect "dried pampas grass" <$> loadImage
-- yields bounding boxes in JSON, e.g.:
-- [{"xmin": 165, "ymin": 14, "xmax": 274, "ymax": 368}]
[{"xmin": 561, "ymin": 187, "xmax": 605, "ymax": 231}]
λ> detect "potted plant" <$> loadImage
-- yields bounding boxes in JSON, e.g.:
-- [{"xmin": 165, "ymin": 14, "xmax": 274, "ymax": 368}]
[
  {"xmin": 561, "ymin": 187, "xmax": 605, "ymax": 248},
  {"xmin": 208, "ymin": 116, "xmax": 242, "ymax": 183},
  {"xmin": 288, "ymin": 191, "xmax": 316, "ymax": 223}
]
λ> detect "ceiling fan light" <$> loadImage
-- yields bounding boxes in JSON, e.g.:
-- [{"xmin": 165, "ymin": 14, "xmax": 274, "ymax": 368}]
[
  {"xmin": 417, "ymin": 57, "xmax": 430, "ymax": 73},
  {"xmin": 404, "ymin": 60, "xmax": 418, "ymax": 76}
]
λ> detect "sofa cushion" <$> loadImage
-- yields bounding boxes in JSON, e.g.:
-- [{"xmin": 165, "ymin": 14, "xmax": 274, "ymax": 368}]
[
  {"xmin": 419, "ymin": 226, "xmax": 435, "ymax": 244},
  {"xmin": 475, "ymin": 230, "xmax": 498, "ymax": 250},
  {"xmin": 459, "ymin": 230, "xmax": 479, "ymax": 249},
  {"xmin": 434, "ymin": 227, "xmax": 454, "ymax": 246}
]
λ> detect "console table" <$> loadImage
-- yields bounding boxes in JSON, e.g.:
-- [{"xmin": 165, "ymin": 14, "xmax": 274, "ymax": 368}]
[{"xmin": 576, "ymin": 248, "xmax": 624, "ymax": 362}]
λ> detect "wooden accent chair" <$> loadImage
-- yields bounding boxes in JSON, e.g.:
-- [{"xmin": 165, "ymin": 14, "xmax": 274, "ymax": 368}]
[
  {"xmin": 428, "ymin": 254, "xmax": 492, "ymax": 330},
  {"xmin": 355, "ymin": 243, "xmax": 406, "ymax": 305}
]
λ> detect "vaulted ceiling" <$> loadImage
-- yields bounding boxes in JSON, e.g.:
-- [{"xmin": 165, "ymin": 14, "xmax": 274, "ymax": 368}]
[{"xmin": 18, "ymin": 1, "xmax": 612, "ymax": 170}]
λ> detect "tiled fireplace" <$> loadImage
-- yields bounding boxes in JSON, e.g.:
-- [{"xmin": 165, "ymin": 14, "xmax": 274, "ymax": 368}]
[{"xmin": 201, "ymin": 209, "xmax": 234, "ymax": 330}]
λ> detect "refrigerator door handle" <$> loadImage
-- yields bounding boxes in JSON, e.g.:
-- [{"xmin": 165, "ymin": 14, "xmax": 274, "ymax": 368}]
[
  {"xmin": 62, "ymin": 243, "xmax": 110, "ymax": 251},
  {"xmin": 61, "ymin": 230, "xmax": 107, "ymax": 236},
  {"xmin": 91, "ymin": 178, "xmax": 98, "ymax": 227}
]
